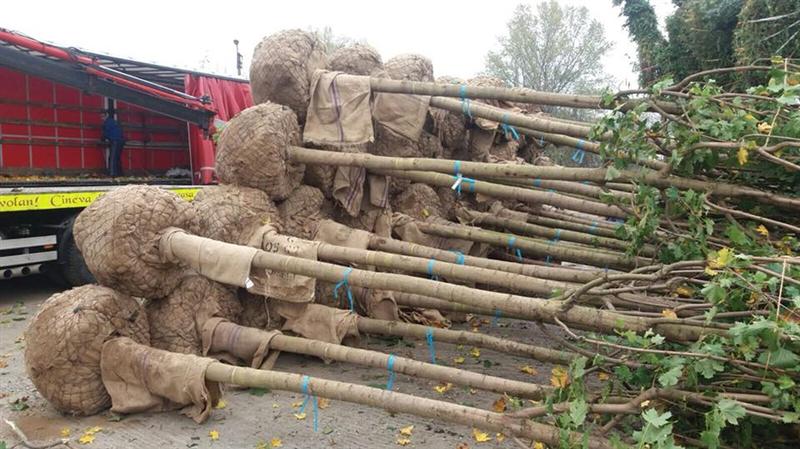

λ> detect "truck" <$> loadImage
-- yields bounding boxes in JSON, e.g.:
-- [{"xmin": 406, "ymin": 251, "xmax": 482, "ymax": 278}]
[{"xmin": 0, "ymin": 29, "xmax": 252, "ymax": 285}]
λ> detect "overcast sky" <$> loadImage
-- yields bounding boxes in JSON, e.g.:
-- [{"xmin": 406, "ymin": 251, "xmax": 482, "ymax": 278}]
[{"xmin": 5, "ymin": 0, "xmax": 676, "ymax": 90}]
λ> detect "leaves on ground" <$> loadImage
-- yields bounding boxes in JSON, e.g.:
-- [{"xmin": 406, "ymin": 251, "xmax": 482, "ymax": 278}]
[
  {"xmin": 399, "ymin": 425, "xmax": 414, "ymax": 436},
  {"xmin": 492, "ymin": 396, "xmax": 507, "ymax": 412},
  {"xmin": 453, "ymin": 356, "xmax": 465, "ymax": 365},
  {"xmin": 318, "ymin": 398, "xmax": 330, "ymax": 409},
  {"xmin": 550, "ymin": 366, "xmax": 569, "ymax": 388},
  {"xmin": 209, "ymin": 430, "xmax": 219, "ymax": 441},
  {"xmin": 520, "ymin": 365, "xmax": 538, "ymax": 375},
  {"xmin": 60, "ymin": 427, "xmax": 71, "ymax": 437},
  {"xmin": 661, "ymin": 309, "xmax": 678, "ymax": 319},
  {"xmin": 270, "ymin": 437, "xmax": 283, "ymax": 448},
  {"xmin": 293, "ymin": 412, "xmax": 307, "ymax": 420},
  {"xmin": 78, "ymin": 427, "xmax": 102, "ymax": 445},
  {"xmin": 396, "ymin": 437, "xmax": 411, "ymax": 446},
  {"xmin": 532, "ymin": 442, "xmax": 545, "ymax": 449},
  {"xmin": 215, "ymin": 399, "xmax": 227, "ymax": 409},
  {"xmin": 471, "ymin": 428, "xmax": 491, "ymax": 443},
  {"xmin": 495, "ymin": 433, "xmax": 506, "ymax": 442},
  {"xmin": 755, "ymin": 225, "xmax": 769, "ymax": 237},
  {"xmin": 469, "ymin": 347, "xmax": 481, "ymax": 358},
  {"xmin": 434, "ymin": 382, "xmax": 453, "ymax": 394}
]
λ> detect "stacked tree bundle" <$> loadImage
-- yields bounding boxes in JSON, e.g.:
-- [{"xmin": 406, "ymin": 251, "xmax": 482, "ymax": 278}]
[{"xmin": 23, "ymin": 28, "xmax": 800, "ymax": 448}]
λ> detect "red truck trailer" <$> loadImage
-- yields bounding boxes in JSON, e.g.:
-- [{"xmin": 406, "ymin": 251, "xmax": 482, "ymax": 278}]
[{"xmin": 0, "ymin": 29, "xmax": 252, "ymax": 285}]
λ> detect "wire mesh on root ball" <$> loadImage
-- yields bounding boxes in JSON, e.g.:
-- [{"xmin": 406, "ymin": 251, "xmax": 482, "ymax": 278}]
[
  {"xmin": 277, "ymin": 185, "xmax": 334, "ymax": 240},
  {"xmin": 24, "ymin": 284, "xmax": 150, "ymax": 415},
  {"xmin": 73, "ymin": 185, "xmax": 199, "ymax": 298},
  {"xmin": 327, "ymin": 43, "xmax": 385, "ymax": 77},
  {"xmin": 384, "ymin": 54, "xmax": 434, "ymax": 82},
  {"xmin": 391, "ymin": 183, "xmax": 447, "ymax": 222},
  {"xmin": 193, "ymin": 184, "xmax": 282, "ymax": 244}
]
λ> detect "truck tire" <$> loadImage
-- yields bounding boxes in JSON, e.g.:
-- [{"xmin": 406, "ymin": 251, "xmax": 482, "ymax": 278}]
[{"xmin": 60, "ymin": 217, "xmax": 96, "ymax": 287}]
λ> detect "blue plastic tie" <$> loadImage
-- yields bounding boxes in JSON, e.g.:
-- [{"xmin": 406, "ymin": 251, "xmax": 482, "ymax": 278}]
[
  {"xmin": 459, "ymin": 85, "xmax": 472, "ymax": 118},
  {"xmin": 453, "ymin": 160, "xmax": 461, "ymax": 176},
  {"xmin": 533, "ymin": 178, "xmax": 542, "ymax": 188},
  {"xmin": 492, "ymin": 308, "xmax": 502, "ymax": 327},
  {"xmin": 588, "ymin": 221, "xmax": 598, "ymax": 235},
  {"xmin": 333, "ymin": 267, "xmax": 355, "ymax": 312},
  {"xmin": 299, "ymin": 375, "xmax": 319, "ymax": 432},
  {"xmin": 507, "ymin": 235, "xmax": 523, "ymax": 262},
  {"xmin": 427, "ymin": 259, "xmax": 439, "ymax": 281},
  {"xmin": 539, "ymin": 136, "xmax": 545, "ymax": 146},
  {"xmin": 449, "ymin": 250, "xmax": 465, "ymax": 265},
  {"xmin": 571, "ymin": 139, "xmax": 586, "ymax": 164},
  {"xmin": 500, "ymin": 113, "xmax": 520, "ymax": 140},
  {"xmin": 386, "ymin": 355, "xmax": 397, "ymax": 391},
  {"xmin": 425, "ymin": 327, "xmax": 437, "ymax": 364}
]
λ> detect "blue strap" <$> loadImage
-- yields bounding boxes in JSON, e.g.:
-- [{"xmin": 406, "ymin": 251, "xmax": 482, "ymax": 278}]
[
  {"xmin": 453, "ymin": 160, "xmax": 461, "ymax": 176},
  {"xmin": 571, "ymin": 139, "xmax": 586, "ymax": 164},
  {"xmin": 500, "ymin": 113, "xmax": 520, "ymax": 140},
  {"xmin": 425, "ymin": 327, "xmax": 437, "ymax": 364},
  {"xmin": 581, "ymin": 180, "xmax": 590, "ymax": 185},
  {"xmin": 539, "ymin": 136, "xmax": 545, "ymax": 146},
  {"xmin": 588, "ymin": 221, "xmax": 598, "ymax": 235},
  {"xmin": 333, "ymin": 267, "xmax": 355, "ymax": 312},
  {"xmin": 385, "ymin": 354, "xmax": 397, "ymax": 391},
  {"xmin": 459, "ymin": 85, "xmax": 472, "ymax": 118},
  {"xmin": 533, "ymin": 178, "xmax": 542, "ymax": 188},
  {"xmin": 507, "ymin": 235, "xmax": 523, "ymax": 262},
  {"xmin": 449, "ymin": 250, "xmax": 465, "ymax": 265},
  {"xmin": 299, "ymin": 375, "xmax": 319, "ymax": 432},
  {"xmin": 451, "ymin": 174, "xmax": 476, "ymax": 196},
  {"xmin": 492, "ymin": 308, "xmax": 502, "ymax": 327},
  {"xmin": 427, "ymin": 259, "xmax": 439, "ymax": 281}
]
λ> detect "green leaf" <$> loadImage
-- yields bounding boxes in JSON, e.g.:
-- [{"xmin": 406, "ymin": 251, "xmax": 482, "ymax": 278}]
[
  {"xmin": 716, "ymin": 399, "xmax": 746, "ymax": 425},
  {"xmin": 605, "ymin": 165, "xmax": 621, "ymax": 181},
  {"xmin": 658, "ymin": 365, "xmax": 683, "ymax": 387},
  {"xmin": 758, "ymin": 347, "xmax": 800, "ymax": 369},
  {"xmin": 569, "ymin": 399, "xmax": 588, "ymax": 427},
  {"xmin": 248, "ymin": 387, "xmax": 271, "ymax": 396},
  {"xmin": 642, "ymin": 408, "xmax": 672, "ymax": 428}
]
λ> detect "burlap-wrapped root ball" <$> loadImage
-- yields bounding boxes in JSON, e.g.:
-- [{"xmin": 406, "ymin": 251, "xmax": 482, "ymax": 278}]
[
  {"xmin": 238, "ymin": 291, "xmax": 283, "ymax": 330},
  {"xmin": 391, "ymin": 183, "xmax": 446, "ymax": 222},
  {"xmin": 193, "ymin": 185, "xmax": 282, "ymax": 244},
  {"xmin": 147, "ymin": 275, "xmax": 242, "ymax": 355},
  {"xmin": 278, "ymin": 185, "xmax": 333, "ymax": 239},
  {"xmin": 431, "ymin": 75, "xmax": 468, "ymax": 158},
  {"xmin": 327, "ymin": 43, "xmax": 385, "ymax": 76},
  {"xmin": 384, "ymin": 54, "xmax": 434, "ymax": 82},
  {"xmin": 74, "ymin": 185, "xmax": 198, "ymax": 298},
  {"xmin": 250, "ymin": 29, "xmax": 327, "ymax": 123},
  {"xmin": 215, "ymin": 103, "xmax": 305, "ymax": 201},
  {"xmin": 25, "ymin": 285, "xmax": 150, "ymax": 415}
]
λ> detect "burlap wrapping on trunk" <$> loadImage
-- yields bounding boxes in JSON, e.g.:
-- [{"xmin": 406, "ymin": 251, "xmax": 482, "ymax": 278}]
[
  {"xmin": 101, "ymin": 337, "xmax": 221, "ymax": 424},
  {"xmin": 200, "ymin": 317, "xmax": 281, "ymax": 370},
  {"xmin": 468, "ymin": 127, "xmax": 497, "ymax": 162},
  {"xmin": 304, "ymin": 70, "xmax": 373, "ymax": 146},
  {"xmin": 372, "ymin": 95, "xmax": 431, "ymax": 142},
  {"xmin": 250, "ymin": 29, "xmax": 327, "ymax": 123},
  {"xmin": 314, "ymin": 219, "xmax": 371, "ymax": 250},
  {"xmin": 391, "ymin": 213, "xmax": 473, "ymax": 254},
  {"xmin": 245, "ymin": 225, "xmax": 319, "ymax": 303},
  {"xmin": 278, "ymin": 185, "xmax": 333, "ymax": 239},
  {"xmin": 334, "ymin": 199, "xmax": 392, "ymax": 236},
  {"xmin": 275, "ymin": 303, "xmax": 360, "ymax": 345},
  {"xmin": 147, "ymin": 274, "xmax": 242, "ymax": 355},
  {"xmin": 160, "ymin": 228, "xmax": 256, "ymax": 289},
  {"xmin": 24, "ymin": 285, "xmax": 150, "ymax": 416},
  {"xmin": 215, "ymin": 103, "xmax": 305, "ymax": 201},
  {"xmin": 73, "ymin": 185, "xmax": 199, "ymax": 299},
  {"xmin": 489, "ymin": 201, "xmax": 530, "ymax": 222}
]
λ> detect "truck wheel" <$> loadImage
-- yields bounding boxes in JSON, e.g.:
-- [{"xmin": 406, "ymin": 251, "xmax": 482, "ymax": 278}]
[{"xmin": 60, "ymin": 217, "xmax": 96, "ymax": 287}]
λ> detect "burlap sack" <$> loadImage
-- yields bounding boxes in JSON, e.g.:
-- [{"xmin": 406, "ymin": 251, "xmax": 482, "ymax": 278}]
[
  {"xmin": 277, "ymin": 185, "xmax": 334, "ymax": 239},
  {"xmin": 101, "ymin": 337, "xmax": 221, "ymax": 424},
  {"xmin": 372, "ymin": 95, "xmax": 431, "ymax": 143},
  {"xmin": 468, "ymin": 127, "xmax": 497, "ymax": 162},
  {"xmin": 304, "ymin": 70, "xmax": 373, "ymax": 146},
  {"xmin": 193, "ymin": 184, "xmax": 282, "ymax": 245},
  {"xmin": 327, "ymin": 43, "xmax": 385, "ymax": 76},
  {"xmin": 215, "ymin": 103, "xmax": 305, "ymax": 201},
  {"xmin": 73, "ymin": 185, "xmax": 198, "ymax": 298},
  {"xmin": 201, "ymin": 318, "xmax": 281, "ymax": 370},
  {"xmin": 391, "ymin": 213, "xmax": 473, "ymax": 254},
  {"xmin": 24, "ymin": 285, "xmax": 150, "ymax": 416},
  {"xmin": 250, "ymin": 29, "xmax": 327, "ymax": 123},
  {"xmin": 147, "ymin": 274, "xmax": 242, "ymax": 355},
  {"xmin": 246, "ymin": 225, "xmax": 319, "ymax": 303},
  {"xmin": 275, "ymin": 302, "xmax": 360, "ymax": 345},
  {"xmin": 333, "ymin": 164, "xmax": 368, "ymax": 217}
]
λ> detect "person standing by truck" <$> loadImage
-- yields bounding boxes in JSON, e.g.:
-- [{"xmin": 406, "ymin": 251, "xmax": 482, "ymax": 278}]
[{"xmin": 101, "ymin": 109, "xmax": 125, "ymax": 177}]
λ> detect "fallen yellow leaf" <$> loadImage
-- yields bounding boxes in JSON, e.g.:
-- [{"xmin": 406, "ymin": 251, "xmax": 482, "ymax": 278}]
[
  {"xmin": 469, "ymin": 347, "xmax": 481, "ymax": 358},
  {"xmin": 550, "ymin": 366, "xmax": 569, "ymax": 388},
  {"xmin": 434, "ymin": 382, "xmax": 453, "ymax": 394},
  {"xmin": 453, "ymin": 356, "xmax": 465, "ymax": 365},
  {"xmin": 737, "ymin": 147, "xmax": 748, "ymax": 165},
  {"xmin": 215, "ymin": 399, "xmax": 227, "ymax": 409},
  {"xmin": 756, "ymin": 225, "xmax": 769, "ymax": 237},
  {"xmin": 293, "ymin": 412, "xmax": 307, "ymax": 420},
  {"xmin": 640, "ymin": 400, "xmax": 651, "ymax": 408},
  {"xmin": 85, "ymin": 427, "xmax": 102, "ymax": 435},
  {"xmin": 533, "ymin": 442, "xmax": 545, "ymax": 449},
  {"xmin": 318, "ymin": 398, "xmax": 330, "ymax": 409},
  {"xmin": 708, "ymin": 248, "xmax": 733, "ymax": 270},
  {"xmin": 291, "ymin": 400, "xmax": 303, "ymax": 408},
  {"xmin": 396, "ymin": 437, "xmax": 412, "ymax": 446},
  {"xmin": 209, "ymin": 430, "xmax": 220, "ymax": 441},
  {"xmin": 272, "ymin": 403, "xmax": 280, "ymax": 409},
  {"xmin": 472, "ymin": 428, "xmax": 491, "ymax": 443},
  {"xmin": 60, "ymin": 427, "xmax": 71, "ymax": 437},
  {"xmin": 492, "ymin": 396, "xmax": 507, "ymax": 413},
  {"xmin": 704, "ymin": 266, "xmax": 720, "ymax": 276},
  {"xmin": 661, "ymin": 309, "xmax": 678, "ymax": 320},
  {"xmin": 400, "ymin": 425, "xmax": 414, "ymax": 436},
  {"xmin": 78, "ymin": 434, "xmax": 95, "ymax": 445},
  {"xmin": 675, "ymin": 286, "xmax": 693, "ymax": 297},
  {"xmin": 270, "ymin": 437, "xmax": 283, "ymax": 448},
  {"xmin": 520, "ymin": 365, "xmax": 538, "ymax": 375},
  {"xmin": 757, "ymin": 122, "xmax": 773, "ymax": 134},
  {"xmin": 255, "ymin": 441, "xmax": 269, "ymax": 449},
  {"xmin": 496, "ymin": 433, "xmax": 506, "ymax": 442},
  {"xmin": 597, "ymin": 372, "xmax": 610, "ymax": 381}
]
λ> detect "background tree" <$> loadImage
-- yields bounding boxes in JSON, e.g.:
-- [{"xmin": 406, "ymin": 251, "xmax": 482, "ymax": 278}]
[
  {"xmin": 309, "ymin": 26, "xmax": 361, "ymax": 54},
  {"xmin": 484, "ymin": 1, "xmax": 613, "ymax": 94}
]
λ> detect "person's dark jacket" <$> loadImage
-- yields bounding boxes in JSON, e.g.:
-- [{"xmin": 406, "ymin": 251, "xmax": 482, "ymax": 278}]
[{"xmin": 102, "ymin": 116, "xmax": 124, "ymax": 142}]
